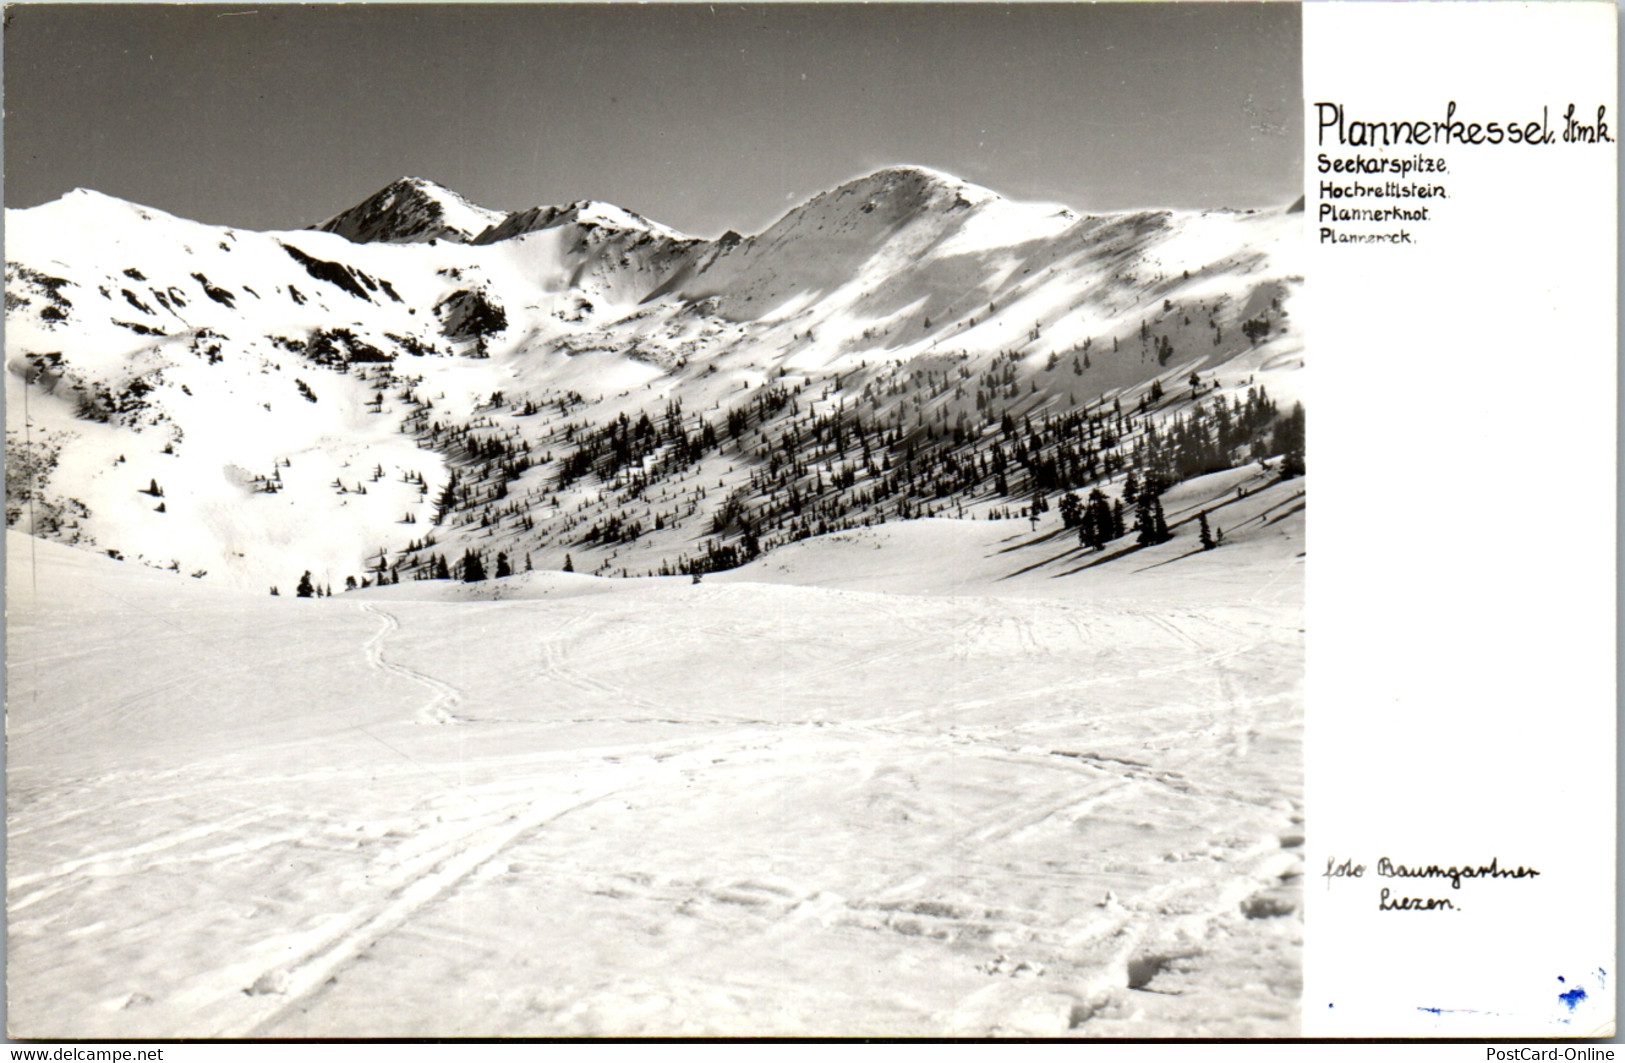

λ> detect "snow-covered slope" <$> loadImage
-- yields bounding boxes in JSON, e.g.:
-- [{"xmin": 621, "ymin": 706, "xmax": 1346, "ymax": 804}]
[
  {"xmin": 7, "ymin": 495, "xmax": 1302, "ymax": 1037},
  {"xmin": 6, "ymin": 168, "xmax": 1302, "ymax": 592}
]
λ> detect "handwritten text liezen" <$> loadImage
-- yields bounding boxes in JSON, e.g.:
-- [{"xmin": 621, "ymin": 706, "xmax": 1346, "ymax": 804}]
[{"xmin": 1323, "ymin": 855, "xmax": 1541, "ymax": 912}]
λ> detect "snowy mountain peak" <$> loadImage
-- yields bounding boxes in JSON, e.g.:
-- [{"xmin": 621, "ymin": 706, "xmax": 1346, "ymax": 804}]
[
  {"xmin": 833, "ymin": 165, "xmax": 1001, "ymax": 210},
  {"xmin": 564, "ymin": 200, "xmax": 690, "ymax": 241},
  {"xmin": 746, "ymin": 164, "xmax": 1006, "ymax": 244},
  {"xmin": 472, "ymin": 197, "xmax": 692, "ymax": 246},
  {"xmin": 8, "ymin": 187, "xmax": 195, "ymax": 236},
  {"xmin": 65, "ymin": 186, "xmax": 120, "ymax": 202},
  {"xmin": 312, "ymin": 176, "xmax": 508, "ymax": 245},
  {"xmin": 37, "ymin": 186, "xmax": 148, "ymax": 216}
]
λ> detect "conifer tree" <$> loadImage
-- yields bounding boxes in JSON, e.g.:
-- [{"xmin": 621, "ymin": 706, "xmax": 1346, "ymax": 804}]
[
  {"xmin": 1085, "ymin": 488, "xmax": 1114, "ymax": 548},
  {"xmin": 296, "ymin": 570, "xmax": 315, "ymax": 598},
  {"xmin": 1135, "ymin": 492, "xmax": 1170, "ymax": 546},
  {"xmin": 433, "ymin": 471, "xmax": 458, "ymax": 524},
  {"xmin": 495, "ymin": 552, "xmax": 511, "ymax": 578},
  {"xmin": 1078, "ymin": 498, "xmax": 1099, "ymax": 549},
  {"xmin": 563, "ymin": 553, "xmax": 574, "ymax": 573},
  {"xmin": 1135, "ymin": 493, "xmax": 1153, "ymax": 544},
  {"xmin": 1058, "ymin": 491, "xmax": 1082, "ymax": 529},
  {"xmin": 460, "ymin": 550, "xmax": 487, "ymax": 582},
  {"xmin": 1274, "ymin": 402, "xmax": 1306, "ymax": 479},
  {"xmin": 1199, "ymin": 510, "xmax": 1216, "ymax": 550}
]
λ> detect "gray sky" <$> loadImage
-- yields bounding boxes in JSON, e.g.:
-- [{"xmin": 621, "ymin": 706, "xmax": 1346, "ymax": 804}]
[{"xmin": 4, "ymin": 3, "xmax": 1301, "ymax": 237}]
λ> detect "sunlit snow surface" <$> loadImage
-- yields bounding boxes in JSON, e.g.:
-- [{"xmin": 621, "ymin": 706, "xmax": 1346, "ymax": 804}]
[{"xmin": 7, "ymin": 475, "xmax": 1302, "ymax": 1038}]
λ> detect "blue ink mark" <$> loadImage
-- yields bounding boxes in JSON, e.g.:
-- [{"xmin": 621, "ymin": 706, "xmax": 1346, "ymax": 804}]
[
  {"xmin": 1419, "ymin": 1007, "xmax": 1443, "ymax": 1015},
  {"xmin": 1559, "ymin": 986, "xmax": 1588, "ymax": 1011},
  {"xmin": 1558, "ymin": 976, "xmax": 1566, "ymax": 983}
]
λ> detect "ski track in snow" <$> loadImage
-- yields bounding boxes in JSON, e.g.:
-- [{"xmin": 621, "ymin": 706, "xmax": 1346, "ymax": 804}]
[
  {"xmin": 359, "ymin": 603, "xmax": 464, "ymax": 725},
  {"xmin": 223, "ymin": 776, "xmax": 626, "ymax": 1037}
]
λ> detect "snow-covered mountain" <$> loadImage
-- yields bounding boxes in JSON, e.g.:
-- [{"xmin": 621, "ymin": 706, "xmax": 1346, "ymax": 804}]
[
  {"xmin": 5, "ymin": 167, "xmax": 1303, "ymax": 592},
  {"xmin": 312, "ymin": 176, "xmax": 509, "ymax": 244}
]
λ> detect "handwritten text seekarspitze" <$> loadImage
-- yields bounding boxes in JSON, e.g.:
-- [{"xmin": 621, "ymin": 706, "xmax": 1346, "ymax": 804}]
[
  {"xmin": 1322, "ymin": 855, "xmax": 1541, "ymax": 913},
  {"xmin": 1313, "ymin": 100, "xmax": 1612, "ymax": 247}
]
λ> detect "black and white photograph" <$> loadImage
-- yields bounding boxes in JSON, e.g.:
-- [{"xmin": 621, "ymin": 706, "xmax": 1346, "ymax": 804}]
[{"xmin": 7, "ymin": 0, "xmax": 1310, "ymax": 1040}]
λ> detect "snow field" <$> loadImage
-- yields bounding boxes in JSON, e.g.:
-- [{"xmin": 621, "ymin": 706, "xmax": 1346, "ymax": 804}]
[{"xmin": 8, "ymin": 503, "xmax": 1302, "ymax": 1037}]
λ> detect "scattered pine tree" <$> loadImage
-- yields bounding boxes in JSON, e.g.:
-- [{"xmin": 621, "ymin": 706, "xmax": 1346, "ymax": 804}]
[
  {"xmin": 1135, "ymin": 492, "xmax": 1171, "ymax": 546},
  {"xmin": 1274, "ymin": 402, "xmax": 1306, "ymax": 479},
  {"xmin": 433, "ymin": 472, "xmax": 458, "ymax": 524},
  {"xmin": 1078, "ymin": 487, "xmax": 1115, "ymax": 550}
]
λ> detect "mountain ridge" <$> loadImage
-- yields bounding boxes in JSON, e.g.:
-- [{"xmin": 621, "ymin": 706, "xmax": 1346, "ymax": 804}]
[{"xmin": 6, "ymin": 164, "xmax": 1304, "ymax": 592}]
